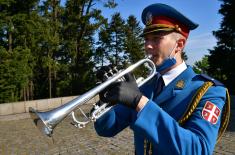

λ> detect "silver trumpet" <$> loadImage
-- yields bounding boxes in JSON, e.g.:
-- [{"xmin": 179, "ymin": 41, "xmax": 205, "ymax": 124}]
[{"xmin": 29, "ymin": 57, "xmax": 156, "ymax": 137}]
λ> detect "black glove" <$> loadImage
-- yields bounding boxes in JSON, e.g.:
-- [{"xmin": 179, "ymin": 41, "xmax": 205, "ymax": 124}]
[
  {"xmin": 102, "ymin": 73, "xmax": 143, "ymax": 109},
  {"xmin": 96, "ymin": 65, "xmax": 119, "ymax": 103},
  {"xmin": 96, "ymin": 65, "xmax": 118, "ymax": 82}
]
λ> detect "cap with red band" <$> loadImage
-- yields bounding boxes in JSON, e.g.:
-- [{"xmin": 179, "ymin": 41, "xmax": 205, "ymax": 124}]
[{"xmin": 141, "ymin": 3, "xmax": 198, "ymax": 38}]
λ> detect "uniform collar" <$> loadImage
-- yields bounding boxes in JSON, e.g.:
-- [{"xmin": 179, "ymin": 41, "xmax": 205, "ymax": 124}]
[
  {"xmin": 156, "ymin": 66, "xmax": 196, "ymax": 105},
  {"xmin": 162, "ymin": 61, "xmax": 187, "ymax": 86}
]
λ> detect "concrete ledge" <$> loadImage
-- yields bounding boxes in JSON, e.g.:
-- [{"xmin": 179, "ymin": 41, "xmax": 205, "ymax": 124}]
[
  {"xmin": 25, "ymin": 100, "xmax": 37, "ymax": 113},
  {"xmin": 12, "ymin": 102, "xmax": 25, "ymax": 114},
  {"xmin": 48, "ymin": 98, "xmax": 61, "ymax": 109},
  {"xmin": 36, "ymin": 99, "xmax": 49, "ymax": 111},
  {"xmin": 0, "ymin": 103, "xmax": 13, "ymax": 115},
  {"xmin": 0, "ymin": 94, "xmax": 232, "ymax": 121},
  {"xmin": 61, "ymin": 96, "xmax": 77, "ymax": 105},
  {"xmin": 0, "ymin": 95, "xmax": 99, "ymax": 117}
]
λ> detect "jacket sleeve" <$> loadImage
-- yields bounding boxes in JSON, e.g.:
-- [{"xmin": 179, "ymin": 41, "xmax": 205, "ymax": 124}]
[
  {"xmin": 133, "ymin": 86, "xmax": 227, "ymax": 155},
  {"xmin": 94, "ymin": 104, "xmax": 134, "ymax": 137}
]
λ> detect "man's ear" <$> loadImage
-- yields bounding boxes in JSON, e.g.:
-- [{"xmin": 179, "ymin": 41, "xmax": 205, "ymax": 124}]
[{"xmin": 176, "ymin": 38, "xmax": 186, "ymax": 53}]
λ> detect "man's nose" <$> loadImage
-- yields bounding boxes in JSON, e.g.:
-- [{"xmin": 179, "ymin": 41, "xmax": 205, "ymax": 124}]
[{"xmin": 145, "ymin": 42, "xmax": 153, "ymax": 50}]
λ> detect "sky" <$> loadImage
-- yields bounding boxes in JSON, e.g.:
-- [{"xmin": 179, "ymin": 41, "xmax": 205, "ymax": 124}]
[
  {"xmin": 98, "ymin": 0, "xmax": 223, "ymax": 65},
  {"xmin": 61, "ymin": 0, "xmax": 223, "ymax": 65}
]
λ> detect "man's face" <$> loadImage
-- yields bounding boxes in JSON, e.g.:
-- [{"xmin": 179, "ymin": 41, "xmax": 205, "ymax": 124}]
[{"xmin": 144, "ymin": 32, "xmax": 177, "ymax": 66}]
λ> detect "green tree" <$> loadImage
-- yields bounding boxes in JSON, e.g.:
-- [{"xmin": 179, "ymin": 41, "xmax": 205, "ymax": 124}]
[
  {"xmin": 193, "ymin": 56, "xmax": 209, "ymax": 74},
  {"xmin": 124, "ymin": 15, "xmax": 144, "ymax": 63},
  {"xmin": 61, "ymin": 0, "xmax": 110, "ymax": 94},
  {"xmin": 182, "ymin": 51, "xmax": 188, "ymax": 61},
  {"xmin": 95, "ymin": 22, "xmax": 110, "ymax": 67},
  {"xmin": 0, "ymin": 47, "xmax": 33, "ymax": 103},
  {"xmin": 207, "ymin": 0, "xmax": 235, "ymax": 93},
  {"xmin": 108, "ymin": 13, "xmax": 126, "ymax": 66},
  {"xmin": 0, "ymin": 0, "xmax": 38, "ymax": 102},
  {"xmin": 1, "ymin": 0, "xmax": 137, "ymax": 102},
  {"xmin": 37, "ymin": 0, "xmax": 62, "ymax": 98},
  {"xmin": 122, "ymin": 15, "xmax": 148, "ymax": 77}
]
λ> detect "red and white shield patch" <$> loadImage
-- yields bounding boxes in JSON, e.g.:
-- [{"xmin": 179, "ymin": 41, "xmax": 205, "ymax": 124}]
[{"xmin": 202, "ymin": 101, "xmax": 221, "ymax": 124}]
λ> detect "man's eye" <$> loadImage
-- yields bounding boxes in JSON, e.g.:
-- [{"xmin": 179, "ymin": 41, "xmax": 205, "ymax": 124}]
[
  {"xmin": 153, "ymin": 36, "xmax": 163, "ymax": 40},
  {"xmin": 153, "ymin": 37, "xmax": 162, "ymax": 42}
]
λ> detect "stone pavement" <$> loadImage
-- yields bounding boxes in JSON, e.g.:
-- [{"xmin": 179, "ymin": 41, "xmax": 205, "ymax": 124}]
[
  {"xmin": 0, "ymin": 110, "xmax": 234, "ymax": 155},
  {"xmin": 214, "ymin": 109, "xmax": 235, "ymax": 155}
]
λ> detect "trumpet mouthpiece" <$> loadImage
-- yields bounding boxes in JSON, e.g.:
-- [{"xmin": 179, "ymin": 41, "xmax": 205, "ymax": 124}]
[{"xmin": 146, "ymin": 54, "xmax": 153, "ymax": 59}]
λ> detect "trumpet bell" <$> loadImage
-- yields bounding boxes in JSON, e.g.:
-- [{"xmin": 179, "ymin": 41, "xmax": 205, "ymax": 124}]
[{"xmin": 29, "ymin": 107, "xmax": 53, "ymax": 137}]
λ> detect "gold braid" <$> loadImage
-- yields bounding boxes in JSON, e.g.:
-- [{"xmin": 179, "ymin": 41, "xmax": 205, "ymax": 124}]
[
  {"xmin": 178, "ymin": 81, "xmax": 230, "ymax": 142},
  {"xmin": 178, "ymin": 81, "xmax": 213, "ymax": 125},
  {"xmin": 216, "ymin": 88, "xmax": 230, "ymax": 142},
  {"xmin": 143, "ymin": 81, "xmax": 230, "ymax": 154}
]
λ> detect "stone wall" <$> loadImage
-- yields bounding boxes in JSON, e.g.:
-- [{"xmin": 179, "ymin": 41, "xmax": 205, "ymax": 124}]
[
  {"xmin": 0, "ymin": 94, "xmax": 233, "ymax": 120},
  {"xmin": 0, "ymin": 95, "xmax": 99, "ymax": 116}
]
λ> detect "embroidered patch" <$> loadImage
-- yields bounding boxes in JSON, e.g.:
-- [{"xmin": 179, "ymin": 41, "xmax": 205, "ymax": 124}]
[
  {"xmin": 175, "ymin": 80, "xmax": 185, "ymax": 89},
  {"xmin": 202, "ymin": 101, "xmax": 221, "ymax": 124}
]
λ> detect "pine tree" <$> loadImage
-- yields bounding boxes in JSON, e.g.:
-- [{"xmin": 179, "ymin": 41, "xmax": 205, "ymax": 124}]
[
  {"xmin": 207, "ymin": 0, "xmax": 235, "ymax": 93},
  {"xmin": 124, "ymin": 15, "xmax": 144, "ymax": 63},
  {"xmin": 0, "ymin": 46, "xmax": 33, "ymax": 103},
  {"xmin": 0, "ymin": 0, "xmax": 132, "ymax": 102},
  {"xmin": 95, "ymin": 22, "xmax": 111, "ymax": 67},
  {"xmin": 61, "ymin": 0, "xmax": 108, "ymax": 94},
  {"xmin": 0, "ymin": 0, "xmax": 37, "ymax": 102},
  {"xmin": 36, "ymin": 0, "xmax": 62, "ymax": 98},
  {"xmin": 108, "ymin": 13, "xmax": 126, "ymax": 66}
]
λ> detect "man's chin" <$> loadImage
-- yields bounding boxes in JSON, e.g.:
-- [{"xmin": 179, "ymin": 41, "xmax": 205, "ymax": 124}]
[
  {"xmin": 151, "ymin": 57, "xmax": 159, "ymax": 65},
  {"xmin": 154, "ymin": 60, "xmax": 163, "ymax": 66}
]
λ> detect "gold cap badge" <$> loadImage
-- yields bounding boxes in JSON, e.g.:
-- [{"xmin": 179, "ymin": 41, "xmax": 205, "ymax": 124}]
[{"xmin": 146, "ymin": 12, "xmax": 153, "ymax": 26}]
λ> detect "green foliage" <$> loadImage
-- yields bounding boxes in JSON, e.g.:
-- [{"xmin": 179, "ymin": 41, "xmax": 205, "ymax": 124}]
[
  {"xmin": 124, "ymin": 15, "xmax": 144, "ymax": 63},
  {"xmin": 103, "ymin": 0, "xmax": 117, "ymax": 8},
  {"xmin": 0, "ymin": 46, "xmax": 32, "ymax": 103},
  {"xmin": 61, "ymin": 0, "xmax": 107, "ymax": 94},
  {"xmin": 207, "ymin": 0, "xmax": 235, "ymax": 93},
  {"xmin": 181, "ymin": 51, "xmax": 188, "ymax": 61},
  {"xmin": 108, "ymin": 13, "xmax": 126, "ymax": 66},
  {"xmin": 0, "ymin": 0, "xmax": 147, "ymax": 103},
  {"xmin": 122, "ymin": 15, "xmax": 147, "ymax": 77},
  {"xmin": 193, "ymin": 56, "xmax": 209, "ymax": 74}
]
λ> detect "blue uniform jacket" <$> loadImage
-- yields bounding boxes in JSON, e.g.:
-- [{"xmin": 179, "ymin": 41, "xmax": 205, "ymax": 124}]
[{"xmin": 94, "ymin": 66, "xmax": 227, "ymax": 155}]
